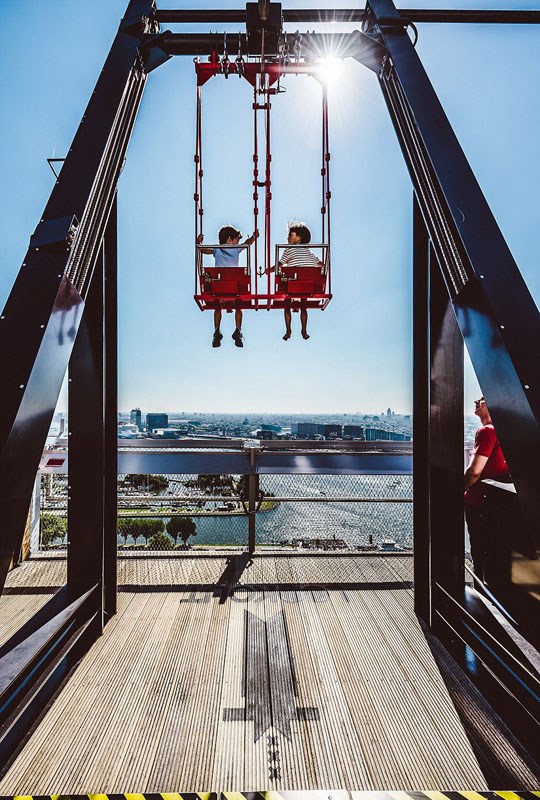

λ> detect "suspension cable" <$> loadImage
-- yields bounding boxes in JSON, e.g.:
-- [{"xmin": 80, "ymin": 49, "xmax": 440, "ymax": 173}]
[
  {"xmin": 321, "ymin": 82, "xmax": 331, "ymax": 292},
  {"xmin": 194, "ymin": 84, "xmax": 204, "ymax": 293},
  {"xmin": 264, "ymin": 74, "xmax": 272, "ymax": 307},
  {"xmin": 253, "ymin": 82, "xmax": 260, "ymax": 287}
]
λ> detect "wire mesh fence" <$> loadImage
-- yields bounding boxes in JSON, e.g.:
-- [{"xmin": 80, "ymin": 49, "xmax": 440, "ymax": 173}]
[
  {"xmin": 257, "ymin": 474, "xmax": 413, "ymax": 550},
  {"xmin": 36, "ymin": 472, "xmax": 413, "ymax": 553}
]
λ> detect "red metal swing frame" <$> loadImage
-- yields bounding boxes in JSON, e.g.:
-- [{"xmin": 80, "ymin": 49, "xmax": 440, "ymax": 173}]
[{"xmin": 193, "ymin": 57, "xmax": 332, "ymax": 312}]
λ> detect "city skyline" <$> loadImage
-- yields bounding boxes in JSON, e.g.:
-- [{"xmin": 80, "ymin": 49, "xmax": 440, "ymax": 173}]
[{"xmin": 2, "ymin": 2, "xmax": 539, "ymax": 415}]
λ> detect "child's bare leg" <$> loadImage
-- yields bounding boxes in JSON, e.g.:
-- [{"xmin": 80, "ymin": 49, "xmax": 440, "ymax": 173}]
[
  {"xmin": 212, "ymin": 308, "xmax": 223, "ymax": 347},
  {"xmin": 235, "ymin": 308, "xmax": 243, "ymax": 331},
  {"xmin": 301, "ymin": 308, "xmax": 309, "ymax": 340},
  {"xmin": 232, "ymin": 305, "xmax": 244, "ymax": 347},
  {"xmin": 283, "ymin": 308, "xmax": 292, "ymax": 340}
]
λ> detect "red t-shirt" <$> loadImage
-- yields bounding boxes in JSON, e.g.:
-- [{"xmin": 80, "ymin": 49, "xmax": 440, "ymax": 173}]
[{"xmin": 464, "ymin": 423, "xmax": 510, "ymax": 507}]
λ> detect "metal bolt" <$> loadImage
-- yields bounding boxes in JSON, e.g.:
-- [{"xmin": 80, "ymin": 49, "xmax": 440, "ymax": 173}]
[
  {"xmin": 19, "ymin": 384, "xmax": 24, "ymax": 389},
  {"xmin": 525, "ymin": 384, "xmax": 530, "ymax": 390},
  {"xmin": 40, "ymin": 324, "xmax": 45, "ymax": 329},
  {"xmin": 479, "ymin": 274, "xmax": 485, "ymax": 279},
  {"xmin": 500, "ymin": 325, "xmax": 505, "ymax": 330}
]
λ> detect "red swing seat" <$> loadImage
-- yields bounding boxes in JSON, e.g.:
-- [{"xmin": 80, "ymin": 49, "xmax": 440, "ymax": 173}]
[
  {"xmin": 194, "ymin": 246, "xmax": 256, "ymax": 310},
  {"xmin": 269, "ymin": 245, "xmax": 332, "ymax": 311}
]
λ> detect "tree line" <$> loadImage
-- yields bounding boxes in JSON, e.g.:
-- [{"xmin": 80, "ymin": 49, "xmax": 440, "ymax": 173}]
[{"xmin": 40, "ymin": 513, "xmax": 197, "ymax": 549}]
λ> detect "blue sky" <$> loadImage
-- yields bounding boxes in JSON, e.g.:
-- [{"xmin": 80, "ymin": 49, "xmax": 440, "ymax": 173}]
[{"xmin": 1, "ymin": 1, "xmax": 539, "ymax": 414}]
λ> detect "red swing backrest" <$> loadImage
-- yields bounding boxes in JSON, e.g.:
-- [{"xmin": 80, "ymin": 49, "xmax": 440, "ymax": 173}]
[
  {"xmin": 200, "ymin": 266, "xmax": 251, "ymax": 297},
  {"xmin": 275, "ymin": 265, "xmax": 327, "ymax": 297}
]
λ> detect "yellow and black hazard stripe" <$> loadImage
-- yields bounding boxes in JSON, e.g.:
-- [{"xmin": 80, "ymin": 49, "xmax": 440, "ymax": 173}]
[{"xmin": 8, "ymin": 792, "xmax": 540, "ymax": 800}]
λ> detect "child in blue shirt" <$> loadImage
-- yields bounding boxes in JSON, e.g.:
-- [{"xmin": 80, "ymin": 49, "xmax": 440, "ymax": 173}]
[{"xmin": 197, "ymin": 225, "xmax": 257, "ymax": 347}]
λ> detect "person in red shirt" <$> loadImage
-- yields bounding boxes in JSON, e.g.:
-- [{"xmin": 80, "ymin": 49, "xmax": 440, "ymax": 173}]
[{"xmin": 464, "ymin": 396, "xmax": 510, "ymax": 580}]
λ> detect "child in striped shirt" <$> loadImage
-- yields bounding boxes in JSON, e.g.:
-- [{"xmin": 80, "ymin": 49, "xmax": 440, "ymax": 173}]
[{"xmin": 268, "ymin": 223, "xmax": 323, "ymax": 341}]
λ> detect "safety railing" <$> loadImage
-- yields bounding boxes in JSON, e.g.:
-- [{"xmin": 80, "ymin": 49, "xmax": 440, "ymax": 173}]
[{"xmin": 35, "ymin": 470, "xmax": 412, "ymax": 554}]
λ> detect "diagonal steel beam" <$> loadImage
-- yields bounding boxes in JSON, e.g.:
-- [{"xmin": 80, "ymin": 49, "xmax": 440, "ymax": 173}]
[{"xmin": 0, "ymin": 0, "xmax": 157, "ymax": 595}]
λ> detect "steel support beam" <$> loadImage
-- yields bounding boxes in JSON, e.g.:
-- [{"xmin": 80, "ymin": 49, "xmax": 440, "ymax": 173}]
[
  {"xmin": 156, "ymin": 8, "xmax": 540, "ymax": 25},
  {"xmin": 413, "ymin": 197, "xmax": 464, "ymax": 626},
  {"xmin": 67, "ymin": 235, "xmax": 105, "ymax": 627},
  {"xmin": 67, "ymin": 201, "xmax": 118, "ymax": 624},
  {"xmin": 413, "ymin": 196, "xmax": 430, "ymax": 622},
  {"xmin": 428, "ymin": 242, "xmax": 465, "ymax": 625},
  {"xmin": 155, "ymin": 31, "xmax": 386, "ymax": 70},
  {"xmin": 104, "ymin": 198, "xmax": 118, "ymax": 618},
  {"xmin": 368, "ymin": 0, "xmax": 540, "ymax": 550},
  {"xmin": 0, "ymin": 0, "xmax": 155, "ymax": 595}
]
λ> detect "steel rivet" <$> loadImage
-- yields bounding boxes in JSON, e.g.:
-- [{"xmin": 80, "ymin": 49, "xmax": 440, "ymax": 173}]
[
  {"xmin": 500, "ymin": 325, "xmax": 505, "ymax": 330},
  {"xmin": 40, "ymin": 324, "xmax": 45, "ymax": 329},
  {"xmin": 524, "ymin": 384, "xmax": 530, "ymax": 390},
  {"xmin": 479, "ymin": 274, "xmax": 485, "ymax": 279},
  {"xmin": 19, "ymin": 384, "xmax": 24, "ymax": 389}
]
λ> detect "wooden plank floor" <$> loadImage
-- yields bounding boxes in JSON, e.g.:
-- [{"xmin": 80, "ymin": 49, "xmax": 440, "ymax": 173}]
[
  {"xmin": 2, "ymin": 551, "xmax": 413, "ymax": 591},
  {"xmin": 0, "ymin": 554, "xmax": 486, "ymax": 793}
]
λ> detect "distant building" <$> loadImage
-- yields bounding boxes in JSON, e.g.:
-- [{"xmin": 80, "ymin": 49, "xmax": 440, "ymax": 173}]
[
  {"xmin": 146, "ymin": 412, "xmax": 168, "ymax": 431},
  {"xmin": 387, "ymin": 408, "xmax": 392, "ymax": 417},
  {"xmin": 118, "ymin": 423, "xmax": 139, "ymax": 439},
  {"xmin": 130, "ymin": 408, "xmax": 142, "ymax": 431},
  {"xmin": 261, "ymin": 423, "xmax": 281, "ymax": 432},
  {"xmin": 364, "ymin": 428, "xmax": 411, "ymax": 442},
  {"xmin": 257, "ymin": 429, "xmax": 277, "ymax": 440},
  {"xmin": 321, "ymin": 424, "xmax": 341, "ymax": 439},
  {"xmin": 343, "ymin": 425, "xmax": 364, "ymax": 439},
  {"xmin": 291, "ymin": 422, "xmax": 319, "ymax": 437},
  {"xmin": 148, "ymin": 427, "xmax": 179, "ymax": 439}
]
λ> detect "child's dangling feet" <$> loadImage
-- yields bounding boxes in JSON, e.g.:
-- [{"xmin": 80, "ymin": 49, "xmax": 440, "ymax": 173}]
[
  {"xmin": 232, "ymin": 328, "xmax": 244, "ymax": 348},
  {"xmin": 212, "ymin": 329, "xmax": 223, "ymax": 348}
]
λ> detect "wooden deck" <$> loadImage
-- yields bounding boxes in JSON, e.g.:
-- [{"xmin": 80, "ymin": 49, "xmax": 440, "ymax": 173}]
[{"xmin": 0, "ymin": 554, "xmax": 487, "ymax": 792}]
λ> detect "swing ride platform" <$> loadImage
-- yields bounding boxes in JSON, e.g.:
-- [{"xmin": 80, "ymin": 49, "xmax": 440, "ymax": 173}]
[{"xmin": 1, "ymin": 551, "xmax": 536, "ymax": 793}]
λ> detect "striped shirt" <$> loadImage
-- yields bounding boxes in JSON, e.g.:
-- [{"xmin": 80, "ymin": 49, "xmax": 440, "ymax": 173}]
[{"xmin": 279, "ymin": 246, "xmax": 321, "ymax": 268}]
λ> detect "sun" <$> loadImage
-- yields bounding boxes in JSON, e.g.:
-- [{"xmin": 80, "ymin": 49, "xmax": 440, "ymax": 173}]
[{"xmin": 317, "ymin": 56, "xmax": 345, "ymax": 85}]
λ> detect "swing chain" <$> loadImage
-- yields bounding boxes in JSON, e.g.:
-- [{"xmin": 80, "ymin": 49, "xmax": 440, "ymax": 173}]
[
  {"xmin": 222, "ymin": 32, "xmax": 230, "ymax": 78},
  {"xmin": 293, "ymin": 31, "xmax": 302, "ymax": 62},
  {"xmin": 277, "ymin": 34, "xmax": 290, "ymax": 67},
  {"xmin": 235, "ymin": 33, "xmax": 245, "ymax": 78}
]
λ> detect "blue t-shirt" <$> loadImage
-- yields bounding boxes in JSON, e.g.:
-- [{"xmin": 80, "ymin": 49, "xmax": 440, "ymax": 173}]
[{"xmin": 212, "ymin": 247, "xmax": 240, "ymax": 267}]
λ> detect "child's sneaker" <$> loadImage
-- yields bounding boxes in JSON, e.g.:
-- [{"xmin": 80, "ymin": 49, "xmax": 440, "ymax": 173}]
[
  {"xmin": 212, "ymin": 330, "xmax": 223, "ymax": 348},
  {"xmin": 232, "ymin": 329, "xmax": 244, "ymax": 348}
]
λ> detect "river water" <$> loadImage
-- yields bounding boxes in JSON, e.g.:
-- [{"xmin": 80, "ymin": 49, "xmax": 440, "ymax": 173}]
[{"xmin": 120, "ymin": 474, "xmax": 413, "ymax": 549}]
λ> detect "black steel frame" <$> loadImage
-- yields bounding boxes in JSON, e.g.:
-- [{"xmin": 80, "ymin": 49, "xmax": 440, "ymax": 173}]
[{"xmin": 0, "ymin": 0, "xmax": 539, "ymax": 769}]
